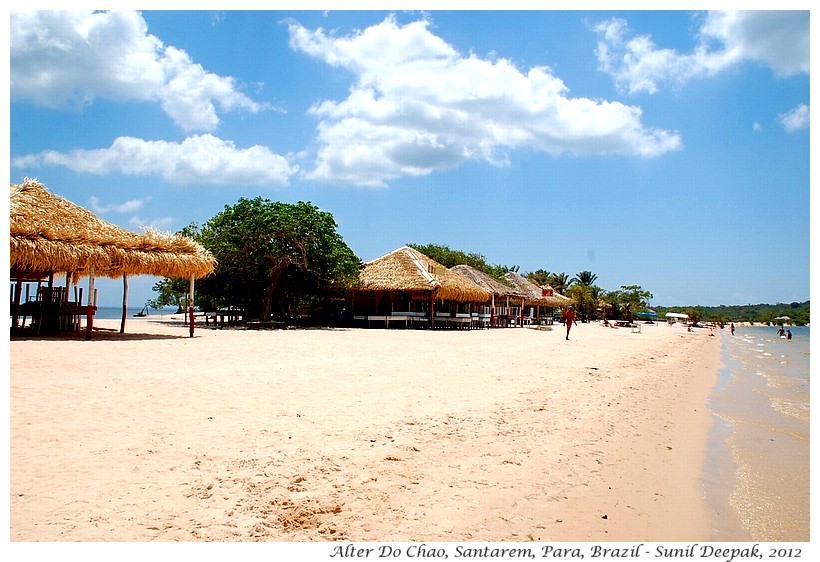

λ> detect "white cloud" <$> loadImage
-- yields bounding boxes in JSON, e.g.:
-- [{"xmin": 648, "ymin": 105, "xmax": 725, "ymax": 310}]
[
  {"xmin": 778, "ymin": 104, "xmax": 810, "ymax": 132},
  {"xmin": 12, "ymin": 134, "xmax": 299, "ymax": 187},
  {"xmin": 88, "ymin": 195, "xmax": 146, "ymax": 215},
  {"xmin": 289, "ymin": 16, "xmax": 681, "ymax": 187},
  {"xmin": 88, "ymin": 195, "xmax": 172, "ymax": 233},
  {"xmin": 700, "ymin": 11, "xmax": 810, "ymax": 77},
  {"xmin": 129, "ymin": 215, "xmax": 175, "ymax": 231},
  {"xmin": 595, "ymin": 11, "xmax": 809, "ymax": 95},
  {"xmin": 10, "ymin": 10, "xmax": 266, "ymax": 131}
]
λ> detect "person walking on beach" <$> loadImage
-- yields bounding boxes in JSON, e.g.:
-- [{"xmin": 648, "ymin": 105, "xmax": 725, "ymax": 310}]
[
  {"xmin": 730, "ymin": 323, "xmax": 735, "ymax": 335},
  {"xmin": 564, "ymin": 306, "xmax": 576, "ymax": 340},
  {"xmin": 787, "ymin": 329, "xmax": 793, "ymax": 341}
]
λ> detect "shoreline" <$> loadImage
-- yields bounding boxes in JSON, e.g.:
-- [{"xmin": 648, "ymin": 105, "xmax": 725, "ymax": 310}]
[
  {"xmin": 706, "ymin": 327, "xmax": 810, "ymax": 542},
  {"xmin": 11, "ymin": 318, "xmax": 720, "ymax": 542}
]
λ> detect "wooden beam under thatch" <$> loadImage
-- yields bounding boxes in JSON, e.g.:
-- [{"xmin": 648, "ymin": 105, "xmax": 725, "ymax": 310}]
[
  {"xmin": 357, "ymin": 246, "xmax": 490, "ymax": 303},
  {"xmin": 10, "ymin": 179, "xmax": 216, "ymax": 279}
]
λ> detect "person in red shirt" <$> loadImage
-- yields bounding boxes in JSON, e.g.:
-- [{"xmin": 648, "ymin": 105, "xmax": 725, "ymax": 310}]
[{"xmin": 564, "ymin": 306, "xmax": 575, "ymax": 340}]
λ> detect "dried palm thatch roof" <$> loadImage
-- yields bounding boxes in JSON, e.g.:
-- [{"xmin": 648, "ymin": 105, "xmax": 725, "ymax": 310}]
[
  {"xmin": 10, "ymin": 179, "xmax": 216, "ymax": 279},
  {"xmin": 449, "ymin": 264, "xmax": 523, "ymax": 299},
  {"xmin": 357, "ymin": 246, "xmax": 490, "ymax": 302},
  {"xmin": 504, "ymin": 271, "xmax": 572, "ymax": 307}
]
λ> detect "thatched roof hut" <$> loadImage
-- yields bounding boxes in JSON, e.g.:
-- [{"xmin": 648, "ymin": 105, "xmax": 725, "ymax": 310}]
[
  {"xmin": 358, "ymin": 246, "xmax": 490, "ymax": 303},
  {"xmin": 504, "ymin": 271, "xmax": 572, "ymax": 308},
  {"xmin": 10, "ymin": 179, "xmax": 216, "ymax": 280},
  {"xmin": 449, "ymin": 264, "xmax": 522, "ymax": 301}
]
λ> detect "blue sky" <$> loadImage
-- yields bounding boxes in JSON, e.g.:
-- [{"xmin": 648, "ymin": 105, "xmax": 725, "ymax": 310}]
[{"xmin": 8, "ymin": 7, "xmax": 811, "ymax": 308}]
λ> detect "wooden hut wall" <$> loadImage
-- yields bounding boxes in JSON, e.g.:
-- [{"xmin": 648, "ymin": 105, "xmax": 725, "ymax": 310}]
[{"xmin": 347, "ymin": 289, "xmax": 433, "ymax": 316}]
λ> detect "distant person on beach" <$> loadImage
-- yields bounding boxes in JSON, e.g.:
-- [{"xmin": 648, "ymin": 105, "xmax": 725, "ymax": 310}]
[
  {"xmin": 787, "ymin": 330, "xmax": 793, "ymax": 341},
  {"xmin": 730, "ymin": 323, "xmax": 735, "ymax": 335},
  {"xmin": 564, "ymin": 306, "xmax": 575, "ymax": 340},
  {"xmin": 777, "ymin": 326, "xmax": 785, "ymax": 337}
]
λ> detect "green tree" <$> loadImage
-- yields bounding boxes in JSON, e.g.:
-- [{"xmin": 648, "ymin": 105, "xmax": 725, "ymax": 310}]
[
  {"xmin": 686, "ymin": 307, "xmax": 705, "ymax": 326},
  {"xmin": 566, "ymin": 284, "xmax": 597, "ymax": 321},
  {"xmin": 571, "ymin": 270, "xmax": 598, "ymax": 287},
  {"xmin": 408, "ymin": 243, "xmax": 515, "ymax": 285},
  {"xmin": 654, "ymin": 301, "xmax": 809, "ymax": 326},
  {"xmin": 148, "ymin": 277, "xmax": 189, "ymax": 313},
  {"xmin": 408, "ymin": 243, "xmax": 488, "ymax": 270},
  {"xmin": 148, "ymin": 223, "xmax": 209, "ymax": 312},
  {"xmin": 607, "ymin": 284, "xmax": 654, "ymax": 321},
  {"xmin": 481, "ymin": 264, "xmax": 514, "ymax": 284},
  {"xmin": 191, "ymin": 197, "xmax": 361, "ymax": 320},
  {"xmin": 547, "ymin": 273, "xmax": 570, "ymax": 294},
  {"xmin": 527, "ymin": 269, "xmax": 551, "ymax": 287}
]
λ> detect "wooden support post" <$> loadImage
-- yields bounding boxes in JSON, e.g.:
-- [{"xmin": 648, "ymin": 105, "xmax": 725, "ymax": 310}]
[
  {"xmin": 86, "ymin": 269, "xmax": 96, "ymax": 340},
  {"xmin": 12, "ymin": 280, "xmax": 23, "ymax": 330},
  {"xmin": 120, "ymin": 274, "xmax": 128, "ymax": 333},
  {"xmin": 188, "ymin": 275, "xmax": 195, "ymax": 338},
  {"xmin": 86, "ymin": 304, "xmax": 94, "ymax": 340}
]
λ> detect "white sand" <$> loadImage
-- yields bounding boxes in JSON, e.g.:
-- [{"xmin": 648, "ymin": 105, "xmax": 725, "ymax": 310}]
[{"xmin": 10, "ymin": 317, "xmax": 721, "ymax": 542}]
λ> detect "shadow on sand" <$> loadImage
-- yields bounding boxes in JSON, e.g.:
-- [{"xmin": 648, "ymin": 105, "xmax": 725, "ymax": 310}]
[{"xmin": 10, "ymin": 325, "xmax": 187, "ymax": 342}]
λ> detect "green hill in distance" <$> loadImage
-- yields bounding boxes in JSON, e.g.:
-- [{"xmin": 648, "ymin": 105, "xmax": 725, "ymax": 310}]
[{"xmin": 654, "ymin": 301, "xmax": 810, "ymax": 326}]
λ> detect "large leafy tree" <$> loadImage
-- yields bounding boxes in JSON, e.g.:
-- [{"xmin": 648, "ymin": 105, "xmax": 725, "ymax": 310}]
[
  {"xmin": 408, "ymin": 243, "xmax": 487, "ymax": 270},
  {"xmin": 685, "ymin": 307, "xmax": 705, "ymax": 326},
  {"xmin": 177, "ymin": 197, "xmax": 361, "ymax": 320},
  {"xmin": 148, "ymin": 223, "xmax": 204, "ymax": 312},
  {"xmin": 148, "ymin": 277, "xmax": 189, "ymax": 312},
  {"xmin": 408, "ymin": 243, "xmax": 515, "ymax": 285},
  {"xmin": 604, "ymin": 284, "xmax": 654, "ymax": 321},
  {"xmin": 566, "ymin": 284, "xmax": 598, "ymax": 321}
]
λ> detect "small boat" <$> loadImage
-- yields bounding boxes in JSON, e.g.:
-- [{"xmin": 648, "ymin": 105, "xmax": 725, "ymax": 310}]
[{"xmin": 134, "ymin": 304, "xmax": 149, "ymax": 317}]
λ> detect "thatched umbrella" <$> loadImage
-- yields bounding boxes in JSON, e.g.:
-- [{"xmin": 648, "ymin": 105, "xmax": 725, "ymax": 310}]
[
  {"xmin": 10, "ymin": 179, "xmax": 216, "ymax": 337},
  {"xmin": 597, "ymin": 297, "xmax": 615, "ymax": 325},
  {"xmin": 10, "ymin": 180, "xmax": 215, "ymax": 279},
  {"xmin": 356, "ymin": 246, "xmax": 489, "ymax": 324}
]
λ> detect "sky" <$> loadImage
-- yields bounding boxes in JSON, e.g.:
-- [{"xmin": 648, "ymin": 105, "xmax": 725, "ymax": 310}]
[{"xmin": 7, "ymin": 6, "xmax": 812, "ymax": 309}]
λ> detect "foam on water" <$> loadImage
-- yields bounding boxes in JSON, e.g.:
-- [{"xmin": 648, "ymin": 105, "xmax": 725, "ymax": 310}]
[{"xmin": 704, "ymin": 325, "xmax": 810, "ymax": 541}]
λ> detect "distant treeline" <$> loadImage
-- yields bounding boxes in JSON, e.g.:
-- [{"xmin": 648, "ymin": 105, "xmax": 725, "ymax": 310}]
[{"xmin": 654, "ymin": 301, "xmax": 810, "ymax": 326}]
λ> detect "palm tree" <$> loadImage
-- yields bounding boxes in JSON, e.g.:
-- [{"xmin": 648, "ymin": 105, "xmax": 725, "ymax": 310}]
[
  {"xmin": 527, "ymin": 269, "xmax": 551, "ymax": 286},
  {"xmin": 548, "ymin": 272, "xmax": 570, "ymax": 294},
  {"xmin": 572, "ymin": 270, "xmax": 598, "ymax": 287}
]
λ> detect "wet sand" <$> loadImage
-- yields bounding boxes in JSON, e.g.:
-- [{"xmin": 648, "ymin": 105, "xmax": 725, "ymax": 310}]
[{"xmin": 706, "ymin": 328, "xmax": 810, "ymax": 541}]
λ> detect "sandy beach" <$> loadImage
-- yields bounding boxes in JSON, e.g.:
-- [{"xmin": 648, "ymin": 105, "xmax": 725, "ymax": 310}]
[{"xmin": 10, "ymin": 317, "xmax": 721, "ymax": 543}]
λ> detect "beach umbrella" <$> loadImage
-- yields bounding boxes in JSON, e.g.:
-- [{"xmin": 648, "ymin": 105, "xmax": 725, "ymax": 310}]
[
  {"xmin": 10, "ymin": 179, "xmax": 216, "ymax": 280},
  {"xmin": 10, "ymin": 179, "xmax": 216, "ymax": 337}
]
